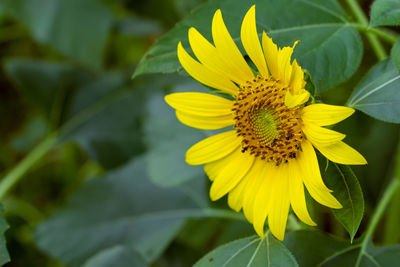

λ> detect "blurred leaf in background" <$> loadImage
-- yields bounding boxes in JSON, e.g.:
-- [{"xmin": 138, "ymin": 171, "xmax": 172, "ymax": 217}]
[{"xmin": 1, "ymin": 0, "xmax": 114, "ymax": 69}]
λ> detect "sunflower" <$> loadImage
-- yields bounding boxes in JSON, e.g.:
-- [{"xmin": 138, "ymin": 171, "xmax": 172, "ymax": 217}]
[{"xmin": 165, "ymin": 5, "xmax": 367, "ymax": 241}]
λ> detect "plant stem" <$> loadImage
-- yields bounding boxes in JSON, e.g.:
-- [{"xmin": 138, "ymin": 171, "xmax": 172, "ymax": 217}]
[
  {"xmin": 0, "ymin": 134, "xmax": 57, "ymax": 200},
  {"xmin": 346, "ymin": 0, "xmax": 387, "ymax": 60},
  {"xmin": 382, "ymin": 140, "xmax": 400, "ymax": 244},
  {"xmin": 354, "ymin": 24, "xmax": 398, "ymax": 44},
  {"xmin": 355, "ymin": 178, "xmax": 400, "ymax": 266}
]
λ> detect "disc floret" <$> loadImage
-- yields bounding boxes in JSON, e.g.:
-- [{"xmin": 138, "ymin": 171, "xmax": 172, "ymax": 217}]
[{"xmin": 233, "ymin": 76, "xmax": 304, "ymax": 165}]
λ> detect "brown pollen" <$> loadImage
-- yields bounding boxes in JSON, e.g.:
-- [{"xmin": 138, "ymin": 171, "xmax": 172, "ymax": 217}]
[{"xmin": 232, "ymin": 76, "xmax": 304, "ymax": 165}]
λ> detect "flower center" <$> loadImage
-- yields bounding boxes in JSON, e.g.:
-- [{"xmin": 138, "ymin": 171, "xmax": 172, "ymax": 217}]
[{"xmin": 233, "ymin": 76, "xmax": 304, "ymax": 165}]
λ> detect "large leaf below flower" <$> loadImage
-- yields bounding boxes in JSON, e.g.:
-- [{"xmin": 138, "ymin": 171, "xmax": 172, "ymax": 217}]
[
  {"xmin": 347, "ymin": 59, "xmax": 400, "ymax": 123},
  {"xmin": 134, "ymin": 0, "xmax": 362, "ymax": 92},
  {"xmin": 194, "ymin": 233, "xmax": 298, "ymax": 267},
  {"xmin": 82, "ymin": 246, "xmax": 148, "ymax": 267},
  {"xmin": 35, "ymin": 156, "xmax": 205, "ymax": 266}
]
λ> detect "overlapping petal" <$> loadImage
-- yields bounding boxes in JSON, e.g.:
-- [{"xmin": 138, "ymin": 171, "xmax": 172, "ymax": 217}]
[
  {"xmin": 302, "ymin": 122, "xmax": 346, "ymax": 146},
  {"xmin": 278, "ymin": 41, "xmax": 299, "ymax": 85},
  {"xmin": 241, "ymin": 158, "xmax": 266, "ymax": 223},
  {"xmin": 262, "ymin": 32, "xmax": 279, "ymax": 78},
  {"xmin": 253, "ymin": 164, "xmax": 277, "ymax": 237},
  {"xmin": 298, "ymin": 141, "xmax": 342, "ymax": 208},
  {"xmin": 267, "ymin": 164, "xmax": 291, "ymax": 241},
  {"xmin": 288, "ymin": 161, "xmax": 316, "ymax": 226},
  {"xmin": 289, "ymin": 59, "xmax": 306, "ymax": 94},
  {"xmin": 228, "ymin": 176, "xmax": 249, "ymax": 212},
  {"xmin": 177, "ymin": 42, "xmax": 239, "ymax": 95},
  {"xmin": 285, "ymin": 89, "xmax": 310, "ymax": 108},
  {"xmin": 241, "ymin": 5, "xmax": 269, "ymax": 77},
  {"xmin": 165, "ymin": 92, "xmax": 234, "ymax": 116},
  {"xmin": 209, "ymin": 148, "xmax": 255, "ymax": 201},
  {"xmin": 314, "ymin": 141, "xmax": 367, "ymax": 165},
  {"xmin": 212, "ymin": 10, "xmax": 254, "ymax": 84},
  {"xmin": 186, "ymin": 130, "xmax": 240, "ymax": 165},
  {"xmin": 302, "ymin": 104, "xmax": 355, "ymax": 126},
  {"xmin": 176, "ymin": 111, "xmax": 234, "ymax": 130},
  {"xmin": 189, "ymin": 27, "xmax": 244, "ymax": 85}
]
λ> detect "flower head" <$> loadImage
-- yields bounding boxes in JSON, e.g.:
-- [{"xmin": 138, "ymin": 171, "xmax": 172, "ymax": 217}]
[{"xmin": 165, "ymin": 5, "xmax": 367, "ymax": 240}]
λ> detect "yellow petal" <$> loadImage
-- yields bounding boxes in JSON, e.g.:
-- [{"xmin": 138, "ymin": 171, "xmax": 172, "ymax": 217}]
[
  {"xmin": 278, "ymin": 41, "xmax": 299, "ymax": 85},
  {"xmin": 188, "ymin": 27, "xmax": 243, "ymax": 85},
  {"xmin": 165, "ymin": 92, "xmax": 234, "ymax": 116},
  {"xmin": 212, "ymin": 9, "xmax": 254, "ymax": 84},
  {"xmin": 176, "ymin": 111, "xmax": 234, "ymax": 130},
  {"xmin": 186, "ymin": 130, "xmax": 240, "ymax": 165},
  {"xmin": 298, "ymin": 141, "xmax": 342, "ymax": 209},
  {"xmin": 302, "ymin": 104, "xmax": 355, "ymax": 126},
  {"xmin": 228, "ymin": 176, "xmax": 249, "ymax": 212},
  {"xmin": 253, "ymin": 163, "xmax": 277, "ymax": 238},
  {"xmin": 314, "ymin": 141, "xmax": 367, "ymax": 165},
  {"xmin": 204, "ymin": 152, "xmax": 234, "ymax": 181},
  {"xmin": 210, "ymin": 148, "xmax": 255, "ymax": 201},
  {"xmin": 262, "ymin": 32, "xmax": 279, "ymax": 77},
  {"xmin": 241, "ymin": 5, "xmax": 269, "ymax": 77},
  {"xmin": 284, "ymin": 89, "xmax": 310, "ymax": 108},
  {"xmin": 288, "ymin": 160, "xmax": 316, "ymax": 226},
  {"xmin": 177, "ymin": 42, "xmax": 238, "ymax": 96},
  {"xmin": 268, "ymin": 164, "xmax": 290, "ymax": 241},
  {"xmin": 289, "ymin": 59, "xmax": 306, "ymax": 94},
  {"xmin": 242, "ymin": 158, "xmax": 266, "ymax": 223},
  {"xmin": 302, "ymin": 122, "xmax": 346, "ymax": 146}
]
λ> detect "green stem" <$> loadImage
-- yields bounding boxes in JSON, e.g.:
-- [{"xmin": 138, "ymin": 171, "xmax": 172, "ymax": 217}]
[
  {"xmin": 0, "ymin": 134, "xmax": 57, "ymax": 200},
  {"xmin": 383, "ymin": 140, "xmax": 400, "ymax": 244},
  {"xmin": 395, "ymin": 139, "xmax": 400, "ymax": 182},
  {"xmin": 355, "ymin": 178, "xmax": 400, "ymax": 266},
  {"xmin": 354, "ymin": 24, "xmax": 398, "ymax": 44},
  {"xmin": 346, "ymin": 0, "xmax": 387, "ymax": 60}
]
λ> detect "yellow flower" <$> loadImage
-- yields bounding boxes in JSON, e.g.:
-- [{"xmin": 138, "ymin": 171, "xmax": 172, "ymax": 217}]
[{"xmin": 165, "ymin": 5, "xmax": 367, "ymax": 241}]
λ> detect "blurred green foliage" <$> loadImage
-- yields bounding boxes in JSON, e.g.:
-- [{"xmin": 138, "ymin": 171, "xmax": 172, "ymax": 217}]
[{"xmin": 0, "ymin": 0, "xmax": 399, "ymax": 266}]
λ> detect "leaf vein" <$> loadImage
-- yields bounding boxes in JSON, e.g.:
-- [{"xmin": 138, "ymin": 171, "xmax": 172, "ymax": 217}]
[
  {"xmin": 222, "ymin": 237, "xmax": 260, "ymax": 267},
  {"xmin": 334, "ymin": 164, "xmax": 356, "ymax": 235}
]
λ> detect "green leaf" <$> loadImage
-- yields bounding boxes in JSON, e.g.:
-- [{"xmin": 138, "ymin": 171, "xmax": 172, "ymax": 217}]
[
  {"xmin": 5, "ymin": 58, "xmax": 186, "ymax": 169},
  {"xmin": 82, "ymin": 246, "xmax": 148, "ymax": 267},
  {"xmin": 321, "ymin": 244, "xmax": 400, "ymax": 267},
  {"xmin": 117, "ymin": 17, "xmax": 162, "ymax": 37},
  {"xmin": 1, "ymin": 0, "xmax": 114, "ymax": 69},
  {"xmin": 370, "ymin": 0, "xmax": 400, "ymax": 27},
  {"xmin": 60, "ymin": 71, "xmax": 147, "ymax": 169},
  {"xmin": 4, "ymin": 59, "xmax": 137, "ymax": 168},
  {"xmin": 144, "ymin": 81, "xmax": 209, "ymax": 187},
  {"xmin": 323, "ymin": 163, "xmax": 364, "ymax": 242},
  {"xmin": 283, "ymin": 230, "xmax": 400, "ymax": 267},
  {"xmin": 5, "ymin": 59, "xmax": 91, "ymax": 118},
  {"xmin": 0, "ymin": 205, "xmax": 10, "ymax": 266},
  {"xmin": 347, "ymin": 59, "xmax": 400, "ymax": 123},
  {"xmin": 134, "ymin": 0, "xmax": 362, "ymax": 92},
  {"xmin": 369, "ymin": 245, "xmax": 400, "ymax": 267},
  {"xmin": 35, "ymin": 156, "xmax": 202, "ymax": 266},
  {"xmin": 194, "ymin": 233, "xmax": 298, "ymax": 267},
  {"xmin": 283, "ymin": 230, "xmax": 348, "ymax": 267},
  {"xmin": 391, "ymin": 38, "xmax": 400, "ymax": 71}
]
